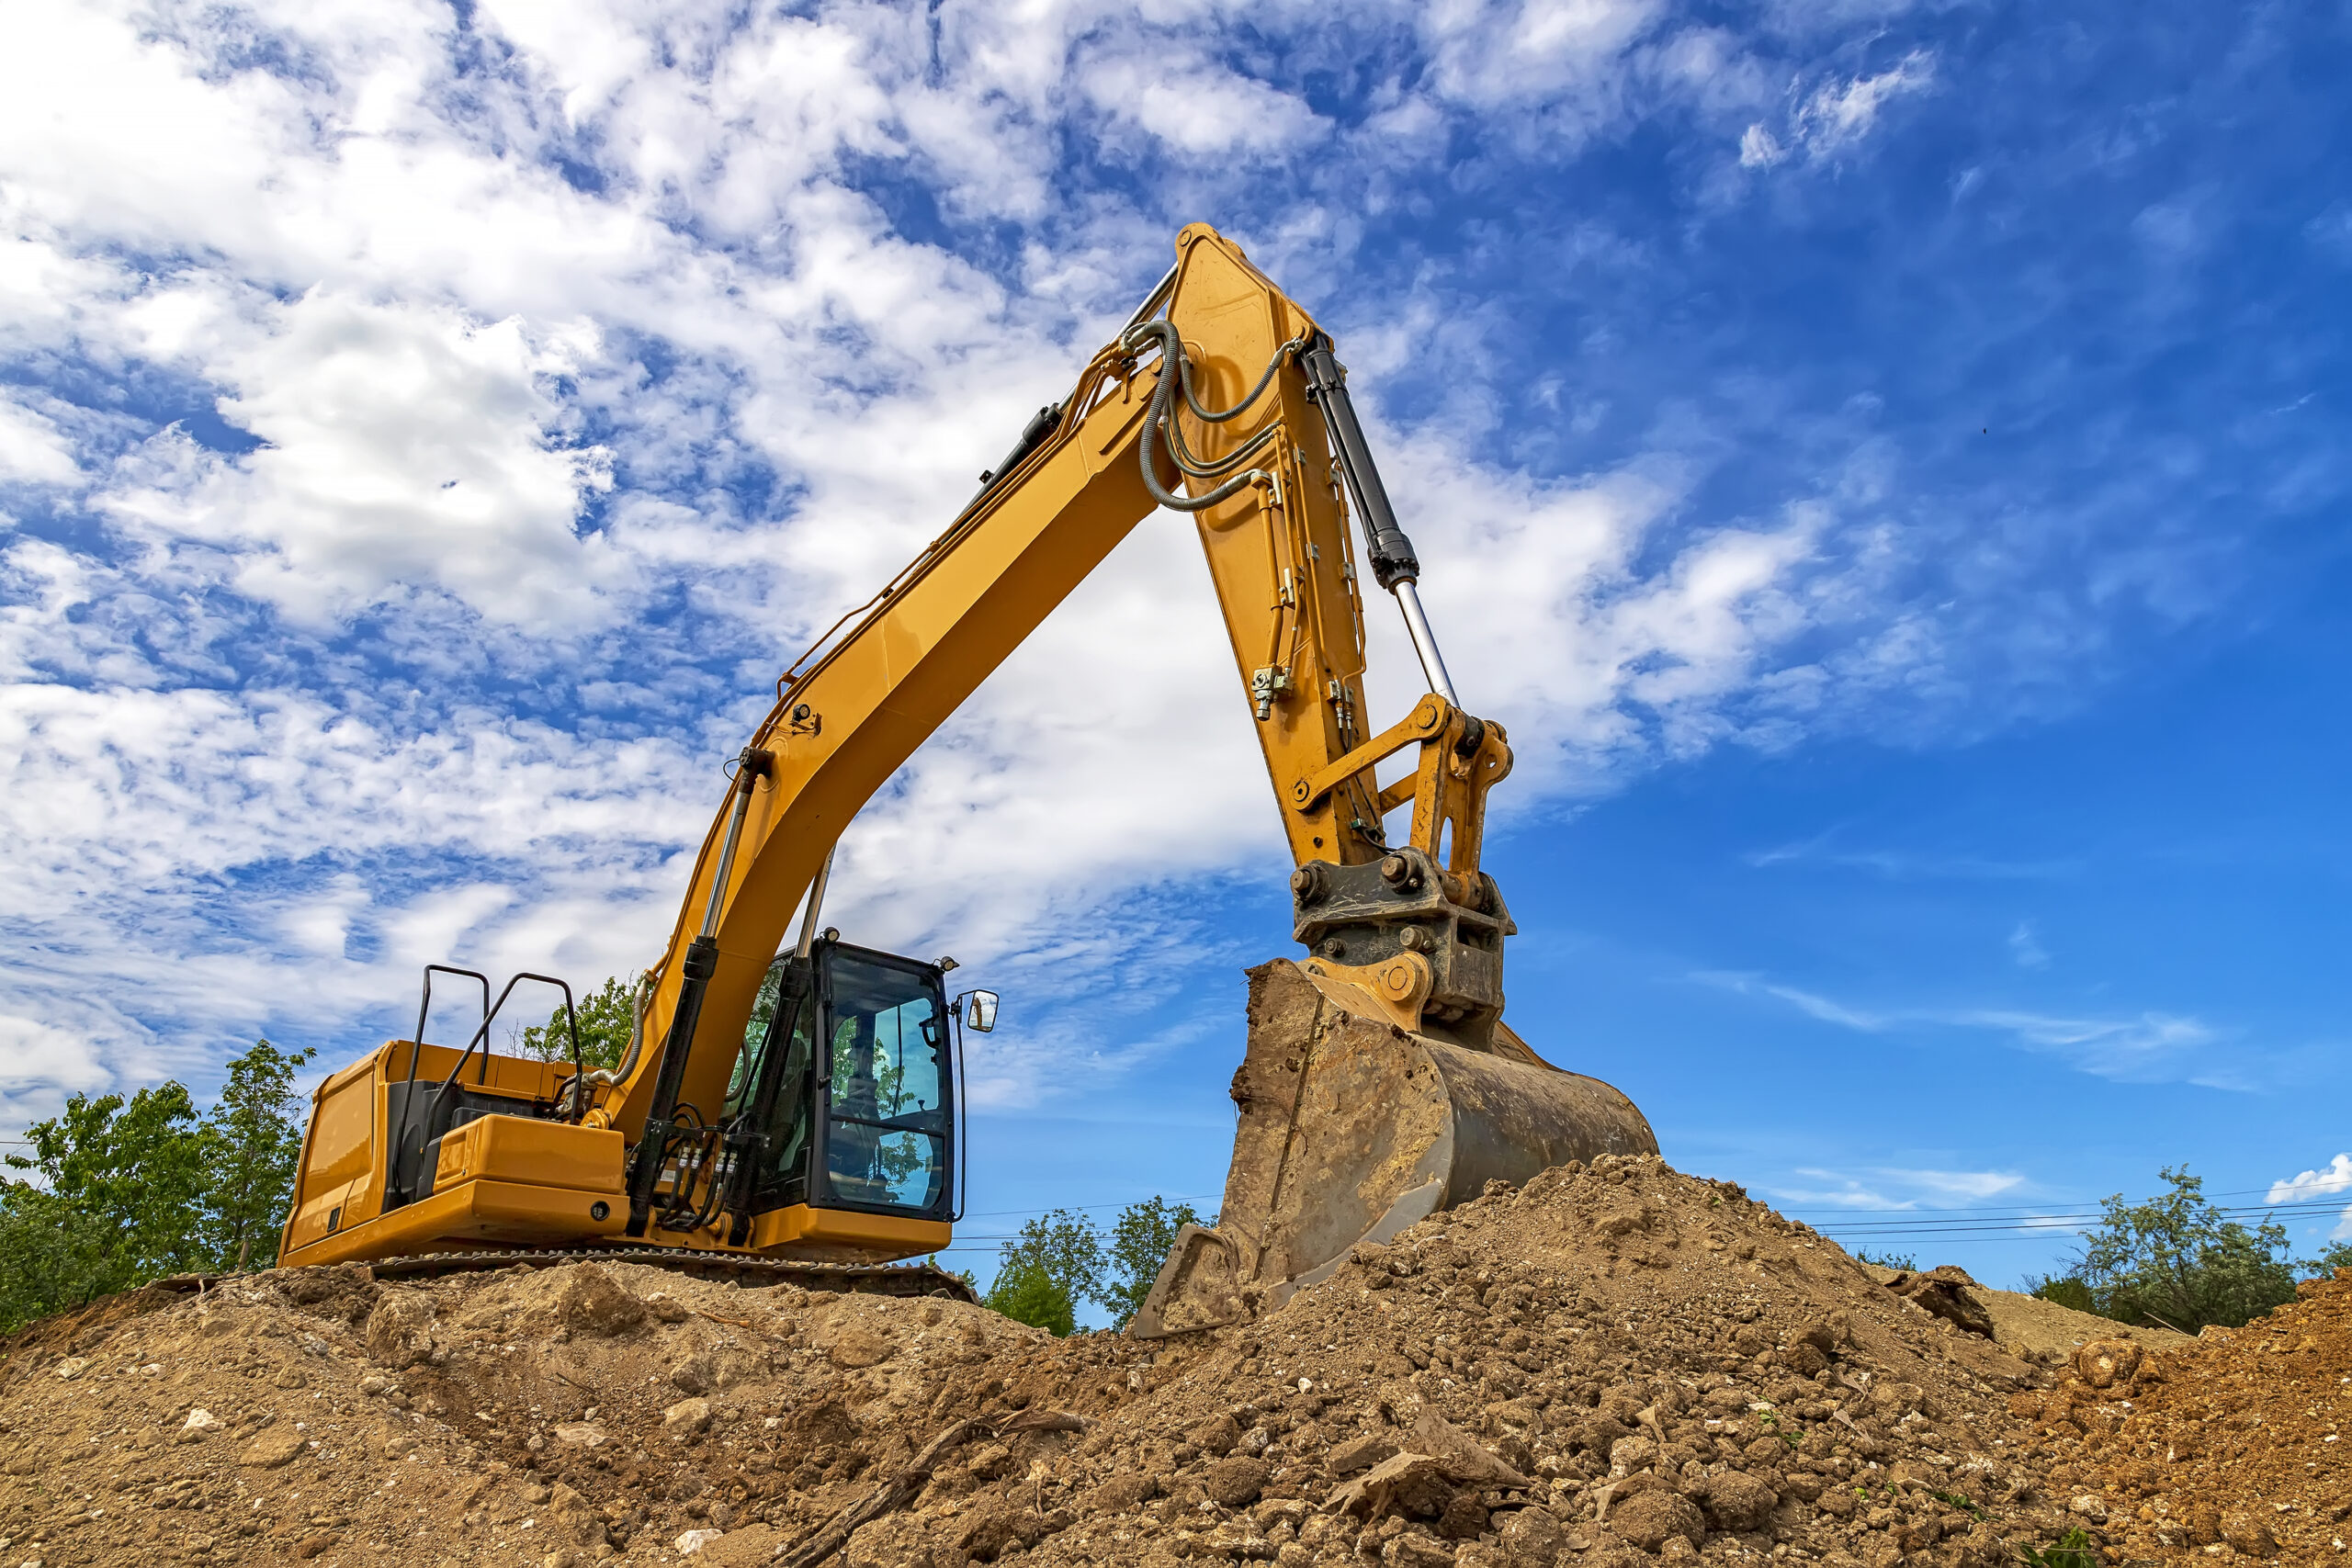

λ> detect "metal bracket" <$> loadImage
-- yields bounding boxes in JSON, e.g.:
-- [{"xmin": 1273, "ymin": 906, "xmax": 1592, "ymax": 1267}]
[{"xmin": 1291, "ymin": 694, "xmax": 1448, "ymax": 809}]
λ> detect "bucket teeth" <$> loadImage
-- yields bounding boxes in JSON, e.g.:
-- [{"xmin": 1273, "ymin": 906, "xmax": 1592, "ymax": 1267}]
[{"xmin": 1129, "ymin": 958, "xmax": 1656, "ymax": 1338}]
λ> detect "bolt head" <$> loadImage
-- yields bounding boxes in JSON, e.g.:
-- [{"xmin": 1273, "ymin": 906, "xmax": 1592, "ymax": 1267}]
[{"xmin": 1380, "ymin": 854, "xmax": 1410, "ymax": 886}]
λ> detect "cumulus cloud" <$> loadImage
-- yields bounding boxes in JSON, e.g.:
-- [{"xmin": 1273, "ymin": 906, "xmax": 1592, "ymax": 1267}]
[
  {"xmin": 101, "ymin": 294, "xmax": 617, "ymax": 626},
  {"xmin": 2269, "ymin": 1154, "xmax": 2352, "ymax": 1242}
]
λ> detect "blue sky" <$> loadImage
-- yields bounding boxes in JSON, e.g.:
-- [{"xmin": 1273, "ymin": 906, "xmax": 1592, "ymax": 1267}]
[{"xmin": 3, "ymin": 0, "xmax": 2348, "ymax": 1298}]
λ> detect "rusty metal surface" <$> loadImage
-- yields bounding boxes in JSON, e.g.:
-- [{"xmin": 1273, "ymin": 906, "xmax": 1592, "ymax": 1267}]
[{"xmin": 1130, "ymin": 958, "xmax": 1656, "ymax": 1338}]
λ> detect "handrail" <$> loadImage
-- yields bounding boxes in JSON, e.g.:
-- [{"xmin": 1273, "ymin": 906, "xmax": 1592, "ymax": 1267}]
[
  {"xmin": 435, "ymin": 972, "xmax": 583, "ymax": 1115},
  {"xmin": 401, "ymin": 964, "xmax": 491, "ymax": 1097}
]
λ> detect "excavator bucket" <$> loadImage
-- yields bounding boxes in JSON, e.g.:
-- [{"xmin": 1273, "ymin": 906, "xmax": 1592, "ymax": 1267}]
[{"xmin": 1130, "ymin": 958, "xmax": 1656, "ymax": 1337}]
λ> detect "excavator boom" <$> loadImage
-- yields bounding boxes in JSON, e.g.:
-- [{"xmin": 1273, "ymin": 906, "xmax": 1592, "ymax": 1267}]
[{"xmin": 277, "ymin": 226, "xmax": 1655, "ymax": 1316}]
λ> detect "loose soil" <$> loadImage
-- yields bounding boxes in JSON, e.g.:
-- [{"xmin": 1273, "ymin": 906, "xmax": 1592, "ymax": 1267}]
[
  {"xmin": 0, "ymin": 1155, "xmax": 2332, "ymax": 1568},
  {"xmin": 2028, "ymin": 1270, "xmax": 2351, "ymax": 1561}
]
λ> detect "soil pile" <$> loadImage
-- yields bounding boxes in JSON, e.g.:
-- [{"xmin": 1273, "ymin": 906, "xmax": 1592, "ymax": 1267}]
[
  {"xmin": 2029, "ymin": 1269, "xmax": 2351, "ymax": 1561},
  {"xmin": 2, "ymin": 1156, "xmax": 2115, "ymax": 1568}
]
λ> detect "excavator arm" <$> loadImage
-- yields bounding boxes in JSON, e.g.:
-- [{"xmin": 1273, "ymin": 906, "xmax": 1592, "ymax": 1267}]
[
  {"xmin": 276, "ymin": 225, "xmax": 1653, "ymax": 1310},
  {"xmin": 590, "ymin": 226, "xmax": 1521, "ymax": 1173}
]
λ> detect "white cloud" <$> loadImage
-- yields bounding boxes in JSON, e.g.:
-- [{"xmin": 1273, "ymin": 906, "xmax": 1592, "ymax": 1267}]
[
  {"xmin": 101, "ymin": 293, "xmax": 617, "ymax": 626},
  {"xmin": 2269, "ymin": 1155, "xmax": 2352, "ymax": 1242},
  {"xmin": 1770, "ymin": 1165, "xmax": 2024, "ymax": 1210},
  {"xmin": 1743, "ymin": 50, "xmax": 1934, "ymax": 168},
  {"xmin": 1700, "ymin": 971, "xmax": 2228, "ymax": 1084},
  {"xmin": 2008, "ymin": 921, "xmax": 2050, "ymax": 969},
  {"xmin": 0, "ymin": 394, "xmax": 82, "ymax": 485}
]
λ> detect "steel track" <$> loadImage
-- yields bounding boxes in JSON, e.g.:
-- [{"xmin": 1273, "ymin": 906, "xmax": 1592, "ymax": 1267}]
[{"xmin": 160, "ymin": 1249, "xmax": 977, "ymax": 1303}]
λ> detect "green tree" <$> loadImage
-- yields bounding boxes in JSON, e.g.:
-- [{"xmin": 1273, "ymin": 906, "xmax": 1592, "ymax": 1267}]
[
  {"xmin": 1100, "ymin": 1196, "xmax": 1203, "ymax": 1329},
  {"xmin": 0, "ymin": 1184, "xmax": 119, "ymax": 1335},
  {"xmin": 1850, "ymin": 1247, "xmax": 1917, "ymax": 1271},
  {"xmin": 982, "ymin": 1208, "xmax": 1103, "ymax": 1336},
  {"xmin": 984, "ymin": 1257, "xmax": 1076, "ymax": 1337},
  {"xmin": 0, "ymin": 1081, "xmax": 210, "ymax": 1327},
  {"xmin": 2312, "ymin": 1238, "xmax": 2352, "ymax": 1278},
  {"xmin": 199, "ymin": 1039, "xmax": 317, "ymax": 1271},
  {"xmin": 2071, "ymin": 1166, "xmax": 2299, "ymax": 1333},
  {"xmin": 516, "ymin": 974, "xmax": 639, "ymax": 1072}
]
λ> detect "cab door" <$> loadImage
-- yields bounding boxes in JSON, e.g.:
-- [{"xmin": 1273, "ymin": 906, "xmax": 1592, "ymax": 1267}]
[{"xmin": 812, "ymin": 943, "xmax": 954, "ymax": 1216}]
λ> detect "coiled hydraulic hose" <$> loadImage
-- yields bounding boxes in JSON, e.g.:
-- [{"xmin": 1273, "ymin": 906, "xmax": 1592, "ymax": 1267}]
[{"xmin": 1121, "ymin": 319, "xmax": 1305, "ymax": 513}]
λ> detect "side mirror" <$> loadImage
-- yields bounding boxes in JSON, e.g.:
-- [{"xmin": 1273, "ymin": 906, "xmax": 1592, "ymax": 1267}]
[{"xmin": 963, "ymin": 990, "xmax": 999, "ymax": 1033}]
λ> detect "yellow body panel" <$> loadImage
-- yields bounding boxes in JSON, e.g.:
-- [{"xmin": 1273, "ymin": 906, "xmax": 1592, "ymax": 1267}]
[
  {"xmin": 434, "ymin": 1115, "xmax": 622, "ymax": 1195},
  {"xmin": 282, "ymin": 1177, "xmax": 628, "ymax": 1266}
]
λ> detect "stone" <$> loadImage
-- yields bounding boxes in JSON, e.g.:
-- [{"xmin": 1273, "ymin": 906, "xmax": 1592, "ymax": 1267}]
[
  {"xmin": 555, "ymin": 1267, "xmax": 649, "ymax": 1337},
  {"xmin": 552, "ymin": 1423, "xmax": 606, "ymax": 1448},
  {"xmin": 1254, "ymin": 1498, "xmax": 1308, "ymax": 1534},
  {"xmin": 548, "ymin": 1483, "xmax": 605, "ymax": 1548},
  {"xmin": 1384, "ymin": 1533, "xmax": 1456, "ymax": 1567},
  {"xmin": 643, "ymin": 1292, "xmax": 690, "ymax": 1324},
  {"xmin": 1084, "ymin": 1473, "xmax": 1158, "ymax": 1512},
  {"xmin": 674, "ymin": 1528, "xmax": 723, "ymax": 1555},
  {"xmin": 181, "ymin": 1407, "xmax": 224, "ymax": 1434},
  {"xmin": 1330, "ymin": 1431, "xmax": 1403, "ymax": 1475},
  {"xmin": 2067, "ymin": 1495, "xmax": 2107, "ymax": 1523},
  {"xmin": 824, "ymin": 1323, "xmax": 892, "ymax": 1370},
  {"xmin": 294, "ymin": 1532, "xmax": 339, "ymax": 1560},
  {"xmin": 1494, "ymin": 1506, "xmax": 1565, "ymax": 1568},
  {"xmin": 1610, "ymin": 1491, "xmax": 1706, "ymax": 1553},
  {"xmin": 53, "ymin": 1358, "xmax": 89, "ymax": 1381},
  {"xmin": 2074, "ymin": 1338, "xmax": 2144, "ymax": 1390},
  {"xmin": 962, "ymin": 1441, "xmax": 1015, "ymax": 1481},
  {"xmin": 1698, "ymin": 1471, "xmax": 1777, "ymax": 1532},
  {"xmin": 1204, "ymin": 1454, "xmax": 1272, "ymax": 1508},
  {"xmin": 1884, "ymin": 1267, "xmax": 1996, "ymax": 1339},
  {"xmin": 238, "ymin": 1427, "xmax": 308, "ymax": 1470},
  {"xmin": 663, "ymin": 1397, "xmax": 713, "ymax": 1438},
  {"xmin": 1608, "ymin": 1436, "xmax": 1656, "ymax": 1475},
  {"xmin": 366, "ymin": 1292, "xmax": 439, "ymax": 1370},
  {"xmin": 1189, "ymin": 1412, "xmax": 1243, "ymax": 1457},
  {"xmin": 2220, "ymin": 1513, "xmax": 2279, "ymax": 1558}
]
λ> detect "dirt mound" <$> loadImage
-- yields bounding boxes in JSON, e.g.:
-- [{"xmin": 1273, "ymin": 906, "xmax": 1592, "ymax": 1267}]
[
  {"xmin": 2030, "ymin": 1269, "xmax": 2351, "ymax": 1561},
  {"xmin": 1857, "ymin": 1264, "xmax": 2189, "ymax": 1364},
  {"xmin": 1, "ymin": 1156, "xmax": 2119, "ymax": 1568}
]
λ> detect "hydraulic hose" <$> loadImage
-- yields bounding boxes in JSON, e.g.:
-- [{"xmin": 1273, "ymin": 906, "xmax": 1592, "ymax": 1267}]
[{"xmin": 1121, "ymin": 320, "xmax": 1301, "ymax": 513}]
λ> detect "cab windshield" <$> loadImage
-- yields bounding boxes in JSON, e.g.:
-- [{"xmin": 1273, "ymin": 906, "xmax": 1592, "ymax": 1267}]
[{"xmin": 821, "ymin": 953, "xmax": 948, "ymax": 1212}]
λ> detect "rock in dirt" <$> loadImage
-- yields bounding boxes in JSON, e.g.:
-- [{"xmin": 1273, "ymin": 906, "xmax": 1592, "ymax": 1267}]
[
  {"xmin": 1611, "ymin": 1487, "xmax": 1706, "ymax": 1551},
  {"xmin": 2073, "ymin": 1335, "xmax": 2143, "ymax": 1388},
  {"xmin": 364, "ymin": 1290, "xmax": 437, "ymax": 1369},
  {"xmin": 238, "ymin": 1425, "xmax": 308, "ymax": 1469},
  {"xmin": 554, "ymin": 1264, "xmax": 648, "ymax": 1337}
]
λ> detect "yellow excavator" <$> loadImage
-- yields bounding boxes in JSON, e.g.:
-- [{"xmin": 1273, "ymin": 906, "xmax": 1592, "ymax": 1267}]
[{"xmin": 277, "ymin": 223, "xmax": 1657, "ymax": 1331}]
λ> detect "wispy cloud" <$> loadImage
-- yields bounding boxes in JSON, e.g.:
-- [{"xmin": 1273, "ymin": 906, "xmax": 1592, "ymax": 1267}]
[
  {"xmin": 1742, "ymin": 831, "xmax": 2077, "ymax": 882},
  {"xmin": 1741, "ymin": 50, "xmax": 1936, "ymax": 168},
  {"xmin": 1769, "ymin": 1165, "xmax": 2026, "ymax": 1210},
  {"xmin": 1697, "ymin": 971, "xmax": 2228, "ymax": 1084},
  {"xmin": 2007, "ymin": 922, "xmax": 2051, "ymax": 969}
]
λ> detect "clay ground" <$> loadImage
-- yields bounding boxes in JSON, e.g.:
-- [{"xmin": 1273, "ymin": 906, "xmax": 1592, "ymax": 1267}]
[{"xmin": 2, "ymin": 1155, "xmax": 2342, "ymax": 1568}]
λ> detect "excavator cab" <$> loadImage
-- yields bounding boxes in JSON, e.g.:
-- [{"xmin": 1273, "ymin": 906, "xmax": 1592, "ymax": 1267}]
[{"xmin": 719, "ymin": 936, "xmax": 972, "ymax": 1224}]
